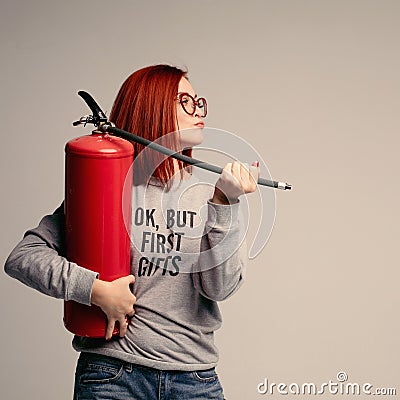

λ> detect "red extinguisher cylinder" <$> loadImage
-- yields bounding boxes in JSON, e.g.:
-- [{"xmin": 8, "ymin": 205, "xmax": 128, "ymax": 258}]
[{"xmin": 64, "ymin": 131, "xmax": 134, "ymax": 338}]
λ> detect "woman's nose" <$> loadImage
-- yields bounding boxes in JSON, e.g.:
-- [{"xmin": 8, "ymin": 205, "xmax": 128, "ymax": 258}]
[{"xmin": 194, "ymin": 104, "xmax": 202, "ymax": 118}]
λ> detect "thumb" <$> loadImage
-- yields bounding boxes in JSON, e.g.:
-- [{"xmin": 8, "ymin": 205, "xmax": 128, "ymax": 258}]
[
  {"xmin": 249, "ymin": 161, "xmax": 260, "ymax": 184},
  {"xmin": 126, "ymin": 274, "xmax": 135, "ymax": 284}
]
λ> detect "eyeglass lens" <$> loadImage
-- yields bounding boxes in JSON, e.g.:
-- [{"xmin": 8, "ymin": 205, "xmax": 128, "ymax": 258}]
[{"xmin": 180, "ymin": 94, "xmax": 207, "ymax": 117}]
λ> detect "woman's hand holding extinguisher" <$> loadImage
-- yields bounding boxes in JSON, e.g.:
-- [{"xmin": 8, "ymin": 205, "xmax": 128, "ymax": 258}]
[{"xmin": 91, "ymin": 275, "xmax": 136, "ymax": 340}]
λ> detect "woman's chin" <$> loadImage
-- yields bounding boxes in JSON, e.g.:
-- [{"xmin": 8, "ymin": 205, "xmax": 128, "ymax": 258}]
[{"xmin": 180, "ymin": 128, "xmax": 204, "ymax": 149}]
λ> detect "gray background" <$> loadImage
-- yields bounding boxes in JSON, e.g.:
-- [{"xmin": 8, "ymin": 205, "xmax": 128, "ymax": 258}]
[{"xmin": 1, "ymin": 1, "xmax": 399, "ymax": 399}]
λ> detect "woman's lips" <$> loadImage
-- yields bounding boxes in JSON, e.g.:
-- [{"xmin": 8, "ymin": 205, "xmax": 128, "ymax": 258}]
[{"xmin": 194, "ymin": 122, "xmax": 204, "ymax": 128}]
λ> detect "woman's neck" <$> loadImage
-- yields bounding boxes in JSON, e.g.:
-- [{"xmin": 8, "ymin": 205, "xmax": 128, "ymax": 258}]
[{"xmin": 172, "ymin": 158, "xmax": 192, "ymax": 180}]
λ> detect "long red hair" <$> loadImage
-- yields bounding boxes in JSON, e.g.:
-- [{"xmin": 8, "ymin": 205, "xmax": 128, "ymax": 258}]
[{"xmin": 109, "ymin": 64, "xmax": 192, "ymax": 189}]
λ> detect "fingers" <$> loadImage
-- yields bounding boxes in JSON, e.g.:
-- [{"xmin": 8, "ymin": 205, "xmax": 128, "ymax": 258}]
[
  {"xmin": 102, "ymin": 275, "xmax": 137, "ymax": 340},
  {"xmin": 105, "ymin": 309, "xmax": 135, "ymax": 340},
  {"xmin": 126, "ymin": 295, "xmax": 136, "ymax": 318},
  {"xmin": 240, "ymin": 162, "xmax": 251, "ymax": 182},
  {"xmin": 248, "ymin": 161, "xmax": 260, "ymax": 189},
  {"xmin": 223, "ymin": 161, "xmax": 247, "ymax": 188},
  {"xmin": 251, "ymin": 160, "xmax": 259, "ymax": 167},
  {"xmin": 106, "ymin": 319, "xmax": 116, "ymax": 341},
  {"xmin": 106, "ymin": 318, "xmax": 129, "ymax": 340},
  {"xmin": 216, "ymin": 160, "xmax": 260, "ymax": 202},
  {"xmin": 231, "ymin": 161, "xmax": 241, "ymax": 181},
  {"xmin": 118, "ymin": 318, "xmax": 129, "ymax": 338},
  {"xmin": 106, "ymin": 308, "xmax": 135, "ymax": 340},
  {"xmin": 233, "ymin": 160, "xmax": 260, "ymax": 193},
  {"xmin": 126, "ymin": 274, "xmax": 135, "ymax": 285},
  {"xmin": 120, "ymin": 277, "xmax": 136, "ymax": 337}
]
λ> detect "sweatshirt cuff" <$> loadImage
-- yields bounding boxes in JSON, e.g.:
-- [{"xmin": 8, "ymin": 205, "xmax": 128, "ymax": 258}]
[
  {"xmin": 207, "ymin": 198, "xmax": 240, "ymax": 229},
  {"xmin": 66, "ymin": 264, "xmax": 98, "ymax": 306}
]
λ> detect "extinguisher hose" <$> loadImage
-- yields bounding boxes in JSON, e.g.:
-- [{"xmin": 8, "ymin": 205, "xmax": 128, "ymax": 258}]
[
  {"xmin": 102, "ymin": 125, "xmax": 290, "ymax": 190},
  {"xmin": 74, "ymin": 91, "xmax": 292, "ymax": 190}
]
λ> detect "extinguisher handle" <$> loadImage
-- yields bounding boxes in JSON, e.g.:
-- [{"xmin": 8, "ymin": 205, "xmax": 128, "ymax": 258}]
[{"xmin": 77, "ymin": 91, "xmax": 108, "ymax": 125}]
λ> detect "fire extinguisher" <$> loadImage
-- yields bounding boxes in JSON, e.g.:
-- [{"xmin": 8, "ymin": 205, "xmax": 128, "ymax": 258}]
[{"xmin": 63, "ymin": 126, "xmax": 134, "ymax": 338}]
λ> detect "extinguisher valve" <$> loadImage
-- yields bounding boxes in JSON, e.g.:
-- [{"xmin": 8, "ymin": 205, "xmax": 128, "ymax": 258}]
[
  {"xmin": 72, "ymin": 115, "xmax": 96, "ymax": 127},
  {"xmin": 99, "ymin": 122, "xmax": 115, "ymax": 132}
]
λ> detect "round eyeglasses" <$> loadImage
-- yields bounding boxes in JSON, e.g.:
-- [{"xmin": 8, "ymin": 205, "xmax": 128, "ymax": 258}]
[{"xmin": 177, "ymin": 92, "xmax": 208, "ymax": 118}]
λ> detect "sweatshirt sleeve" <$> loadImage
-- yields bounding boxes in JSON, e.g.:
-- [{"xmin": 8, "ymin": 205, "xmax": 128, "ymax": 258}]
[
  {"xmin": 192, "ymin": 198, "xmax": 247, "ymax": 302},
  {"xmin": 4, "ymin": 203, "xmax": 98, "ymax": 306}
]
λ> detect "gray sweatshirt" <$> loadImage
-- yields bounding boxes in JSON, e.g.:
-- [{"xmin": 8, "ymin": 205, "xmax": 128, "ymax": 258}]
[{"xmin": 4, "ymin": 173, "xmax": 247, "ymax": 371}]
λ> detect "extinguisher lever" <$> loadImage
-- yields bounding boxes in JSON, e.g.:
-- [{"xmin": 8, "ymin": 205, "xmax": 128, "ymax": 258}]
[{"xmin": 75, "ymin": 91, "xmax": 108, "ymax": 127}]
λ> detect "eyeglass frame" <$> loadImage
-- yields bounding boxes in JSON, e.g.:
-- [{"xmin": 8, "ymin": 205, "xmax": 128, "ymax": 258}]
[{"xmin": 177, "ymin": 92, "xmax": 208, "ymax": 118}]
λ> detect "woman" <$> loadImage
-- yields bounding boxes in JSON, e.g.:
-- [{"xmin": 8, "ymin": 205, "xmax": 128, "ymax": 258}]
[{"xmin": 5, "ymin": 64, "xmax": 259, "ymax": 399}]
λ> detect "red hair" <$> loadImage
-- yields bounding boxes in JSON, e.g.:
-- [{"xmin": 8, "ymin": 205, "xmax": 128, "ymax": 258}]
[{"xmin": 109, "ymin": 64, "xmax": 192, "ymax": 189}]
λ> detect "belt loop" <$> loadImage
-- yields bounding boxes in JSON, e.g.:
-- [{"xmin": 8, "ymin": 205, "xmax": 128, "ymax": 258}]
[{"xmin": 124, "ymin": 361, "xmax": 133, "ymax": 372}]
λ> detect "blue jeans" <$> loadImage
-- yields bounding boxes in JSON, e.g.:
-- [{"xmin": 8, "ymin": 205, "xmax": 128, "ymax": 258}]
[{"xmin": 73, "ymin": 352, "xmax": 225, "ymax": 399}]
